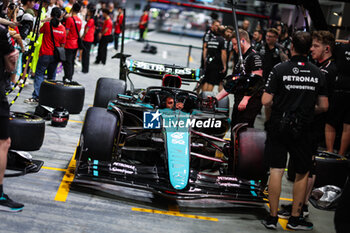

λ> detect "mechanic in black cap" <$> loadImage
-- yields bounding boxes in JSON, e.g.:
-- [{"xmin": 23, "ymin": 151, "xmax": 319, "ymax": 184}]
[
  {"xmin": 261, "ymin": 31, "xmax": 328, "ymax": 230},
  {"xmin": 325, "ymin": 40, "xmax": 350, "ymax": 156},
  {"xmin": 201, "ymin": 20, "xmax": 227, "ymax": 92},
  {"xmin": 215, "ymin": 29, "xmax": 263, "ymax": 128},
  {"xmin": 0, "ymin": 23, "xmax": 24, "ymax": 212}
]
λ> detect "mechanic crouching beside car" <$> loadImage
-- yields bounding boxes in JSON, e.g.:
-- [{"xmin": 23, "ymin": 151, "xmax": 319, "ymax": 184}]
[{"xmin": 261, "ymin": 31, "xmax": 328, "ymax": 231}]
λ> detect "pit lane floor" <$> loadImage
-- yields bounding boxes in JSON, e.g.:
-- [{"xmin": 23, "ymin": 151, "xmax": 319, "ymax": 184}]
[{"xmin": 1, "ymin": 32, "xmax": 336, "ymax": 233}]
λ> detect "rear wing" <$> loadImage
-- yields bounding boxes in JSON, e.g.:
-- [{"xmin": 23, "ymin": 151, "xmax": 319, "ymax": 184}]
[{"xmin": 126, "ymin": 59, "xmax": 203, "ymax": 82}]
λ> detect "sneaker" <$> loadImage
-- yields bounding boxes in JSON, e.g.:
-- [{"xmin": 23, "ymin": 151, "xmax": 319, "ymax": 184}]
[
  {"xmin": 278, "ymin": 204, "xmax": 309, "ymax": 219},
  {"xmin": 262, "ymin": 215, "xmax": 278, "ymax": 230},
  {"xmin": 24, "ymin": 98, "xmax": 39, "ymax": 104},
  {"xmin": 287, "ymin": 216, "xmax": 313, "ymax": 231},
  {"xmin": 0, "ymin": 193, "xmax": 24, "ymax": 212}
]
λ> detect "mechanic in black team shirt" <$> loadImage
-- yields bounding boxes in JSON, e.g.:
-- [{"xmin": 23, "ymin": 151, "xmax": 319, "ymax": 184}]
[
  {"xmin": 0, "ymin": 24, "xmax": 24, "ymax": 212},
  {"xmin": 262, "ymin": 31, "xmax": 328, "ymax": 231},
  {"xmin": 261, "ymin": 28, "xmax": 283, "ymax": 82},
  {"xmin": 310, "ymin": 30, "xmax": 337, "ymax": 155},
  {"xmin": 278, "ymin": 30, "xmax": 337, "ymax": 220},
  {"xmin": 326, "ymin": 41, "xmax": 350, "ymax": 156},
  {"xmin": 252, "ymin": 29, "xmax": 264, "ymax": 54},
  {"xmin": 221, "ymin": 26, "xmax": 234, "ymax": 91},
  {"xmin": 201, "ymin": 20, "xmax": 218, "ymax": 69},
  {"xmin": 216, "ymin": 29, "xmax": 263, "ymax": 128},
  {"xmin": 202, "ymin": 20, "xmax": 227, "ymax": 92}
]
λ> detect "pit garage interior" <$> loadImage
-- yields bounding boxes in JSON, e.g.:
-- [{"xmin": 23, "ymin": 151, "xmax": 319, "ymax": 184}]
[{"xmin": 1, "ymin": 0, "xmax": 349, "ymax": 232}]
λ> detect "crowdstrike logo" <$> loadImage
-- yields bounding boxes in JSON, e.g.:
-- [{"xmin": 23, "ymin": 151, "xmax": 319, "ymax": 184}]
[{"xmin": 143, "ymin": 110, "xmax": 222, "ymax": 129}]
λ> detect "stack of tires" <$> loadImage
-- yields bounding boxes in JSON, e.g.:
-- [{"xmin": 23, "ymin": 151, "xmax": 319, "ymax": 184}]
[{"xmin": 39, "ymin": 80, "xmax": 85, "ymax": 114}]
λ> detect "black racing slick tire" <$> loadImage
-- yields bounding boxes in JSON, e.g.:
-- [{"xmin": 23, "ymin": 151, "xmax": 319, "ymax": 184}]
[
  {"xmin": 78, "ymin": 107, "xmax": 120, "ymax": 162},
  {"xmin": 233, "ymin": 127, "xmax": 267, "ymax": 181},
  {"xmin": 287, "ymin": 151, "xmax": 348, "ymax": 188},
  {"xmin": 93, "ymin": 78, "xmax": 126, "ymax": 108},
  {"xmin": 314, "ymin": 152, "xmax": 349, "ymax": 188},
  {"xmin": 9, "ymin": 112, "xmax": 45, "ymax": 151},
  {"xmin": 39, "ymin": 80, "xmax": 85, "ymax": 114}
]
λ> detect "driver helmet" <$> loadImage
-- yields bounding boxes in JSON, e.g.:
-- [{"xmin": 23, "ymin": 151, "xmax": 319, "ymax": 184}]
[
  {"xmin": 160, "ymin": 93, "xmax": 175, "ymax": 109},
  {"xmin": 51, "ymin": 107, "xmax": 69, "ymax": 127}
]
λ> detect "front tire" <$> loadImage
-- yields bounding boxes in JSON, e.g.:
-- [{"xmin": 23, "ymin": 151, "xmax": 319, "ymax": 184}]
[{"xmin": 78, "ymin": 107, "xmax": 120, "ymax": 162}]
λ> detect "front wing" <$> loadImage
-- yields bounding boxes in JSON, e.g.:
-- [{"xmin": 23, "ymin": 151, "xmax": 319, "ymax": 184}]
[{"xmin": 73, "ymin": 160, "xmax": 267, "ymax": 204}]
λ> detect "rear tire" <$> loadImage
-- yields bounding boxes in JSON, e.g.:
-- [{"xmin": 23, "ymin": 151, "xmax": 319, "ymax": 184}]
[
  {"xmin": 233, "ymin": 127, "xmax": 267, "ymax": 181},
  {"xmin": 78, "ymin": 107, "xmax": 120, "ymax": 162},
  {"xmin": 9, "ymin": 112, "xmax": 45, "ymax": 151},
  {"xmin": 93, "ymin": 78, "xmax": 126, "ymax": 108}
]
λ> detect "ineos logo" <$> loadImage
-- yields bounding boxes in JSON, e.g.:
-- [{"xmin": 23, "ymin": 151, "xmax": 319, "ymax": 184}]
[{"xmin": 292, "ymin": 67, "xmax": 299, "ymax": 74}]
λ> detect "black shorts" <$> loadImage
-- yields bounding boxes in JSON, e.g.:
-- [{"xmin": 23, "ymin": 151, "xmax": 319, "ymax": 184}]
[
  {"xmin": 265, "ymin": 129, "xmax": 313, "ymax": 174},
  {"xmin": 231, "ymin": 95, "xmax": 262, "ymax": 128},
  {"xmin": 0, "ymin": 100, "xmax": 10, "ymax": 139},
  {"xmin": 327, "ymin": 92, "xmax": 350, "ymax": 127},
  {"xmin": 203, "ymin": 68, "xmax": 224, "ymax": 85}
]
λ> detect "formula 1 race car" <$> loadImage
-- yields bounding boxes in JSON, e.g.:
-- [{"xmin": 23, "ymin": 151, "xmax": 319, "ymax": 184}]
[{"xmin": 73, "ymin": 60, "xmax": 267, "ymax": 204}]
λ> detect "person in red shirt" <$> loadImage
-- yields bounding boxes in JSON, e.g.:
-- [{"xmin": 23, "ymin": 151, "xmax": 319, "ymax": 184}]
[
  {"xmin": 81, "ymin": 7, "xmax": 96, "ymax": 73},
  {"xmin": 63, "ymin": 3, "xmax": 82, "ymax": 82},
  {"xmin": 114, "ymin": 7, "xmax": 123, "ymax": 51},
  {"xmin": 138, "ymin": 9, "xmax": 149, "ymax": 41},
  {"xmin": 94, "ymin": 8, "xmax": 113, "ymax": 65},
  {"xmin": 24, "ymin": 7, "xmax": 66, "ymax": 103}
]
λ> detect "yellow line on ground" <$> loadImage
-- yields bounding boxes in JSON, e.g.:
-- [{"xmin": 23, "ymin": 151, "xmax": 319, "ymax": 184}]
[
  {"xmin": 42, "ymin": 166, "xmax": 67, "ymax": 172},
  {"xmin": 68, "ymin": 119, "xmax": 84, "ymax": 124},
  {"xmin": 280, "ymin": 197, "xmax": 293, "ymax": 202},
  {"xmin": 54, "ymin": 149, "xmax": 76, "ymax": 202},
  {"xmin": 279, "ymin": 218, "xmax": 292, "ymax": 231},
  {"xmin": 265, "ymin": 203, "xmax": 291, "ymax": 231},
  {"xmin": 263, "ymin": 197, "xmax": 293, "ymax": 202},
  {"xmin": 132, "ymin": 207, "xmax": 218, "ymax": 222}
]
